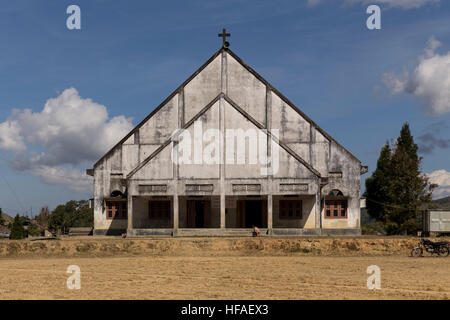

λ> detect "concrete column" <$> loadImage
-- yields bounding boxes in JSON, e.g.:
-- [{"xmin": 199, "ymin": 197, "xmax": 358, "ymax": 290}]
[
  {"xmin": 173, "ymin": 195, "xmax": 179, "ymax": 234},
  {"xmin": 220, "ymin": 194, "xmax": 226, "ymax": 228},
  {"xmin": 315, "ymin": 186, "xmax": 322, "ymax": 230},
  {"xmin": 127, "ymin": 193, "xmax": 133, "ymax": 231},
  {"xmin": 267, "ymin": 194, "xmax": 273, "ymax": 232}
]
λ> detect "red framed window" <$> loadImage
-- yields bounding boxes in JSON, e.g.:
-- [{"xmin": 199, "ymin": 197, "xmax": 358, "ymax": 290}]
[
  {"xmin": 106, "ymin": 202, "xmax": 127, "ymax": 219},
  {"xmin": 149, "ymin": 201, "xmax": 170, "ymax": 219},
  {"xmin": 279, "ymin": 200, "xmax": 302, "ymax": 219},
  {"xmin": 325, "ymin": 200, "xmax": 347, "ymax": 219}
]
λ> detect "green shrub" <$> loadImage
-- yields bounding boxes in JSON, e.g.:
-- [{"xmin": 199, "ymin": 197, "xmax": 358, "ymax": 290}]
[{"xmin": 9, "ymin": 215, "xmax": 27, "ymax": 240}]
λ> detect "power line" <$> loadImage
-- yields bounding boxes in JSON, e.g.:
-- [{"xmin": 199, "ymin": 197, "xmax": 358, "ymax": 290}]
[
  {"xmin": 365, "ymin": 197, "xmax": 421, "ymax": 211},
  {"xmin": 0, "ymin": 174, "xmax": 26, "ymax": 214}
]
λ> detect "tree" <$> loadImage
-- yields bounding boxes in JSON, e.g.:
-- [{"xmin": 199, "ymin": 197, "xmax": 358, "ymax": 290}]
[
  {"xmin": 364, "ymin": 123, "xmax": 436, "ymax": 235},
  {"xmin": 48, "ymin": 200, "xmax": 93, "ymax": 234},
  {"xmin": 0, "ymin": 208, "xmax": 5, "ymax": 226},
  {"xmin": 365, "ymin": 142, "xmax": 392, "ymax": 221},
  {"xmin": 9, "ymin": 214, "xmax": 27, "ymax": 240},
  {"xmin": 36, "ymin": 206, "xmax": 51, "ymax": 229}
]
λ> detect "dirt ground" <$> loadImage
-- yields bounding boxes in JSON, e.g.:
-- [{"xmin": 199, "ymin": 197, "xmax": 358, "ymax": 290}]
[{"xmin": 0, "ymin": 253, "xmax": 449, "ymax": 300}]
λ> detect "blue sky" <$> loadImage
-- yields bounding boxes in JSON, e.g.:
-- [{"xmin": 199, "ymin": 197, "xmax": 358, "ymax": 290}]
[{"xmin": 0, "ymin": 0, "xmax": 449, "ymax": 216}]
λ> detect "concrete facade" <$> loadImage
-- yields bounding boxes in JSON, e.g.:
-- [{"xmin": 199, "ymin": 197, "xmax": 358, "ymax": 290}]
[{"xmin": 88, "ymin": 47, "xmax": 366, "ymax": 236}]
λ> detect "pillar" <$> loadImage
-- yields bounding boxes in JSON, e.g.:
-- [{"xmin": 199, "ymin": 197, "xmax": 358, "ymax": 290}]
[
  {"xmin": 127, "ymin": 193, "xmax": 133, "ymax": 231},
  {"xmin": 315, "ymin": 188, "xmax": 322, "ymax": 229},
  {"xmin": 173, "ymin": 195, "xmax": 179, "ymax": 235},
  {"xmin": 267, "ymin": 194, "xmax": 273, "ymax": 232},
  {"xmin": 220, "ymin": 193, "xmax": 226, "ymax": 229}
]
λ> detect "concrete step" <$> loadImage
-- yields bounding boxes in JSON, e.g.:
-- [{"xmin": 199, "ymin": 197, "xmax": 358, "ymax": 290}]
[{"xmin": 176, "ymin": 228, "xmax": 269, "ymax": 237}]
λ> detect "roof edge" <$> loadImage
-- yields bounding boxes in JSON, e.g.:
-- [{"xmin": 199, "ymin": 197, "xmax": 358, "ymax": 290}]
[
  {"xmin": 94, "ymin": 47, "xmax": 225, "ymax": 168},
  {"xmin": 225, "ymin": 48, "xmax": 361, "ymax": 163}
]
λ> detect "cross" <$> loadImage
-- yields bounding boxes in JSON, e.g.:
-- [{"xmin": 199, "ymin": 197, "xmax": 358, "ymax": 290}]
[{"xmin": 218, "ymin": 28, "xmax": 230, "ymax": 48}]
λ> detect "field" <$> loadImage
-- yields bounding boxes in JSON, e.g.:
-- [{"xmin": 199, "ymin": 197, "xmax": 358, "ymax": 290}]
[{"xmin": 0, "ymin": 237, "xmax": 449, "ymax": 300}]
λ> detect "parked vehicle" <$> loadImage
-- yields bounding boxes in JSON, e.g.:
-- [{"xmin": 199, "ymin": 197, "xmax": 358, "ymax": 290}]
[{"xmin": 411, "ymin": 239, "xmax": 449, "ymax": 257}]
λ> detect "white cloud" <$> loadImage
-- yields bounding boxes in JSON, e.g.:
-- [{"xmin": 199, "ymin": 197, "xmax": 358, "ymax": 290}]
[
  {"xmin": 31, "ymin": 165, "xmax": 92, "ymax": 193},
  {"xmin": 308, "ymin": 0, "xmax": 439, "ymax": 9},
  {"xmin": 383, "ymin": 37, "xmax": 450, "ymax": 115},
  {"xmin": 427, "ymin": 169, "xmax": 450, "ymax": 199},
  {"xmin": 0, "ymin": 88, "xmax": 133, "ymax": 193},
  {"xmin": 0, "ymin": 120, "xmax": 26, "ymax": 151}
]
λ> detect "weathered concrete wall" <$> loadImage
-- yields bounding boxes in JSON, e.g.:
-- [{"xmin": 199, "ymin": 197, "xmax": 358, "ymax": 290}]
[
  {"xmin": 184, "ymin": 56, "xmax": 221, "ymax": 123},
  {"xmin": 272, "ymin": 195, "xmax": 316, "ymax": 228},
  {"xmin": 139, "ymin": 95, "xmax": 178, "ymax": 144},
  {"xmin": 271, "ymin": 92, "xmax": 310, "ymax": 143},
  {"xmin": 227, "ymin": 53, "xmax": 266, "ymax": 126},
  {"xmin": 132, "ymin": 196, "xmax": 173, "ymax": 229},
  {"xmin": 321, "ymin": 141, "xmax": 361, "ymax": 229},
  {"xmin": 132, "ymin": 144, "xmax": 173, "ymax": 180},
  {"xmin": 178, "ymin": 101, "xmax": 220, "ymax": 179},
  {"xmin": 224, "ymin": 100, "xmax": 269, "ymax": 178}
]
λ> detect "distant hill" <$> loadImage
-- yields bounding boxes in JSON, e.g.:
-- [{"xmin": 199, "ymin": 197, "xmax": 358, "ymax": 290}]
[
  {"xmin": 0, "ymin": 212, "xmax": 13, "ymax": 234},
  {"xmin": 1, "ymin": 212, "xmax": 13, "ymax": 225},
  {"xmin": 432, "ymin": 196, "xmax": 450, "ymax": 210}
]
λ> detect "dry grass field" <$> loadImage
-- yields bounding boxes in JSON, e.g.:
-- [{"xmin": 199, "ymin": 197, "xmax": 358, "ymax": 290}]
[{"xmin": 0, "ymin": 237, "xmax": 448, "ymax": 300}]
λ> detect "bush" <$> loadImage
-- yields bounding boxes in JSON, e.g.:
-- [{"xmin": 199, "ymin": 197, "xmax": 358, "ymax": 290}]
[
  {"xmin": 361, "ymin": 222, "xmax": 387, "ymax": 235},
  {"xmin": 9, "ymin": 215, "xmax": 27, "ymax": 240},
  {"xmin": 28, "ymin": 226, "xmax": 43, "ymax": 237}
]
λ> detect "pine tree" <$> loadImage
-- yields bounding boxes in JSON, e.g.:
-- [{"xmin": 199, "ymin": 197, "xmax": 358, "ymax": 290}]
[
  {"xmin": 0, "ymin": 208, "xmax": 4, "ymax": 226},
  {"xmin": 10, "ymin": 214, "xmax": 26, "ymax": 240},
  {"xmin": 385, "ymin": 123, "xmax": 435, "ymax": 234},
  {"xmin": 364, "ymin": 123, "xmax": 436, "ymax": 235},
  {"xmin": 365, "ymin": 142, "xmax": 392, "ymax": 221}
]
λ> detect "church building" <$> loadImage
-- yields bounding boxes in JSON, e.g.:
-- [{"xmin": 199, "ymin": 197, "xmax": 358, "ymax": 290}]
[{"xmin": 87, "ymin": 31, "xmax": 367, "ymax": 236}]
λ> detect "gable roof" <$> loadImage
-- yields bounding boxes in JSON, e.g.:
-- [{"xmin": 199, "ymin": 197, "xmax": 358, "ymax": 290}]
[
  {"xmin": 93, "ymin": 46, "xmax": 360, "ymax": 171},
  {"xmin": 127, "ymin": 93, "xmax": 322, "ymax": 179}
]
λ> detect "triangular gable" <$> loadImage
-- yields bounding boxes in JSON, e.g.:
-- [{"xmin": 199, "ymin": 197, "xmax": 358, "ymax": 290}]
[
  {"xmin": 94, "ymin": 46, "xmax": 359, "ymax": 178},
  {"xmin": 128, "ymin": 94, "xmax": 321, "ymax": 180}
]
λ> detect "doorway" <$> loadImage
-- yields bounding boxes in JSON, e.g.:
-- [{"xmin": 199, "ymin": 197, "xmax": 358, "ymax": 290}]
[
  {"xmin": 186, "ymin": 200, "xmax": 211, "ymax": 228},
  {"xmin": 236, "ymin": 200, "xmax": 267, "ymax": 228}
]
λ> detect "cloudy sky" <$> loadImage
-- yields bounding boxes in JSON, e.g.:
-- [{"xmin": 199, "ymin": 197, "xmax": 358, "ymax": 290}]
[{"xmin": 0, "ymin": 0, "xmax": 449, "ymax": 215}]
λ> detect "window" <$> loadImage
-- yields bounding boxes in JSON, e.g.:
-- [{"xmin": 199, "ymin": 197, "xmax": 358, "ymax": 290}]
[
  {"xmin": 149, "ymin": 201, "xmax": 170, "ymax": 219},
  {"xmin": 106, "ymin": 202, "xmax": 127, "ymax": 219},
  {"xmin": 279, "ymin": 200, "xmax": 302, "ymax": 219},
  {"xmin": 325, "ymin": 200, "xmax": 347, "ymax": 219}
]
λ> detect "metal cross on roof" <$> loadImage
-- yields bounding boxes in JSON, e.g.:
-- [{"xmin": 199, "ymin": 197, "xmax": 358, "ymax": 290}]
[{"xmin": 218, "ymin": 28, "xmax": 230, "ymax": 48}]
